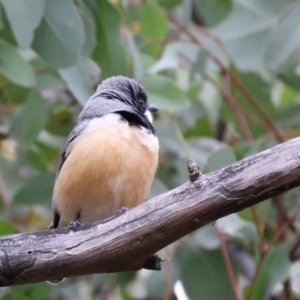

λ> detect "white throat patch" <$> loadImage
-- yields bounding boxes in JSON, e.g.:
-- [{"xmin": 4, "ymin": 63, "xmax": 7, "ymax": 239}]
[{"xmin": 145, "ymin": 109, "xmax": 153, "ymax": 123}]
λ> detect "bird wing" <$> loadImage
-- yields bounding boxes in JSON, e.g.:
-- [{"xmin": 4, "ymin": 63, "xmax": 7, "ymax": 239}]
[{"xmin": 50, "ymin": 119, "xmax": 91, "ymax": 228}]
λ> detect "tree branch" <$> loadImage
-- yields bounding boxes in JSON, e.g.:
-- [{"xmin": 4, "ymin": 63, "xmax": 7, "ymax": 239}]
[{"xmin": 1, "ymin": 137, "xmax": 300, "ymax": 286}]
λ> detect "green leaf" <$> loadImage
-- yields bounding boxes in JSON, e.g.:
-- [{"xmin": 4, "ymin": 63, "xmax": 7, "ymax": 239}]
[
  {"xmin": 239, "ymin": 199, "xmax": 271, "ymax": 235},
  {"xmin": 9, "ymin": 282, "xmax": 51, "ymax": 300},
  {"xmin": 139, "ymin": 76, "xmax": 191, "ymax": 113},
  {"xmin": 59, "ymin": 57, "xmax": 100, "ymax": 105},
  {"xmin": 158, "ymin": 0, "xmax": 182, "ymax": 9},
  {"xmin": 177, "ymin": 246, "xmax": 235, "ymax": 300},
  {"xmin": 1, "ymin": 0, "xmax": 46, "ymax": 48},
  {"xmin": 212, "ymin": 0, "xmax": 291, "ymax": 71},
  {"xmin": 148, "ymin": 43, "xmax": 198, "ymax": 74},
  {"xmin": 217, "ymin": 214, "xmax": 258, "ymax": 244},
  {"xmin": 204, "ymin": 147, "xmax": 236, "ymax": 173},
  {"xmin": 14, "ymin": 173, "xmax": 55, "ymax": 205},
  {"xmin": 45, "ymin": 104, "xmax": 74, "ymax": 136},
  {"xmin": 250, "ymin": 246, "xmax": 290, "ymax": 300},
  {"xmin": 0, "ymin": 220, "xmax": 19, "ymax": 235},
  {"xmin": 0, "ymin": 40, "xmax": 36, "ymax": 87},
  {"xmin": 79, "ymin": 8, "xmax": 96, "ymax": 56},
  {"xmin": 265, "ymin": 2, "xmax": 300, "ymax": 70},
  {"xmin": 32, "ymin": 0, "xmax": 85, "ymax": 68},
  {"xmin": 93, "ymin": 0, "xmax": 128, "ymax": 79},
  {"xmin": 194, "ymin": 0, "xmax": 232, "ymax": 27},
  {"xmin": 148, "ymin": 177, "xmax": 168, "ymax": 198},
  {"xmin": 25, "ymin": 145, "xmax": 48, "ymax": 172},
  {"xmin": 0, "ymin": 156, "xmax": 24, "ymax": 197},
  {"xmin": 21, "ymin": 90, "xmax": 48, "ymax": 149},
  {"xmin": 140, "ymin": 2, "xmax": 167, "ymax": 39},
  {"xmin": 188, "ymin": 138, "xmax": 226, "ymax": 169},
  {"xmin": 193, "ymin": 225, "xmax": 220, "ymax": 250},
  {"xmin": 185, "ymin": 116, "xmax": 214, "ymax": 138}
]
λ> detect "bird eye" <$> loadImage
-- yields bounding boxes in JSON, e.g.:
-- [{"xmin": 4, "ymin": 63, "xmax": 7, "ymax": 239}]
[{"xmin": 139, "ymin": 99, "xmax": 145, "ymax": 107}]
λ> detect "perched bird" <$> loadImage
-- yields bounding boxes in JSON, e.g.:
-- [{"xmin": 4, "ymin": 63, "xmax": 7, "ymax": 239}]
[{"xmin": 50, "ymin": 76, "xmax": 159, "ymax": 230}]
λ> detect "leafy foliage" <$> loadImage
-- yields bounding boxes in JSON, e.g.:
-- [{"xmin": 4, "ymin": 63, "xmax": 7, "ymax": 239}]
[{"xmin": 1, "ymin": 0, "xmax": 300, "ymax": 299}]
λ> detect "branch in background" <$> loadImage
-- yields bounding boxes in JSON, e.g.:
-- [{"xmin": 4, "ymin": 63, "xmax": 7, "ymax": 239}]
[
  {"xmin": 215, "ymin": 225, "xmax": 241, "ymax": 300},
  {"xmin": 206, "ymin": 74, "xmax": 253, "ymax": 141},
  {"xmin": 1, "ymin": 137, "xmax": 300, "ymax": 286},
  {"xmin": 166, "ymin": 12, "xmax": 283, "ymax": 143}
]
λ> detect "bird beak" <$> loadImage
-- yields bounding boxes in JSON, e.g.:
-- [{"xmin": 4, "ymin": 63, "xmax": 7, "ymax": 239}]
[{"xmin": 148, "ymin": 104, "xmax": 159, "ymax": 113}]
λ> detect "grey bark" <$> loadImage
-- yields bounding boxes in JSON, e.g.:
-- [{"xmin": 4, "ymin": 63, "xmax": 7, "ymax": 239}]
[{"xmin": 1, "ymin": 137, "xmax": 300, "ymax": 286}]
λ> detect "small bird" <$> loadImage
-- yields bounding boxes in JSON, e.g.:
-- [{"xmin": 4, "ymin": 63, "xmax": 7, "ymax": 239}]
[{"xmin": 50, "ymin": 76, "xmax": 159, "ymax": 230}]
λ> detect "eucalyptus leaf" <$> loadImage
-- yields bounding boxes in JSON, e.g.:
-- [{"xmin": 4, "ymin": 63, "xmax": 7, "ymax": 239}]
[
  {"xmin": 250, "ymin": 246, "xmax": 290, "ymax": 300},
  {"xmin": 21, "ymin": 90, "xmax": 48, "ymax": 149},
  {"xmin": 32, "ymin": 0, "xmax": 85, "ymax": 68},
  {"xmin": 265, "ymin": 1, "xmax": 300, "ymax": 70},
  {"xmin": 1, "ymin": 0, "xmax": 46, "ymax": 48},
  {"xmin": 59, "ymin": 57, "xmax": 100, "ymax": 105},
  {"xmin": 0, "ymin": 40, "xmax": 36, "ymax": 87},
  {"xmin": 93, "ymin": 0, "xmax": 128, "ymax": 79},
  {"xmin": 14, "ymin": 173, "xmax": 55, "ymax": 205},
  {"xmin": 140, "ymin": 76, "xmax": 190, "ymax": 112},
  {"xmin": 140, "ymin": 2, "xmax": 167, "ymax": 39}
]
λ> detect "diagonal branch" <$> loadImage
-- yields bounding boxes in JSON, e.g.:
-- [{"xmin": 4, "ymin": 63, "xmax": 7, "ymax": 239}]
[{"xmin": 1, "ymin": 137, "xmax": 300, "ymax": 286}]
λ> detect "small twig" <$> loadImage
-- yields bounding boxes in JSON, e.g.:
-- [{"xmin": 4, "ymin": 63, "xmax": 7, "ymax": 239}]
[
  {"xmin": 187, "ymin": 159, "xmax": 201, "ymax": 182},
  {"xmin": 267, "ymin": 207, "xmax": 300, "ymax": 252},
  {"xmin": 246, "ymin": 256, "xmax": 264, "ymax": 300},
  {"xmin": 250, "ymin": 206, "xmax": 265, "ymax": 255},
  {"xmin": 206, "ymin": 74, "xmax": 267, "ymax": 132},
  {"xmin": 163, "ymin": 246, "xmax": 173, "ymax": 300},
  {"xmin": 215, "ymin": 225, "xmax": 241, "ymax": 300},
  {"xmin": 166, "ymin": 12, "xmax": 283, "ymax": 143},
  {"xmin": 246, "ymin": 207, "xmax": 300, "ymax": 300},
  {"xmin": 207, "ymin": 74, "xmax": 253, "ymax": 140},
  {"xmin": 0, "ymin": 170, "xmax": 11, "ymax": 205}
]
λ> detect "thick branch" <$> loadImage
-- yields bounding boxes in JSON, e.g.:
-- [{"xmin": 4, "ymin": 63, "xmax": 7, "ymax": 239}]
[{"xmin": 1, "ymin": 137, "xmax": 300, "ymax": 286}]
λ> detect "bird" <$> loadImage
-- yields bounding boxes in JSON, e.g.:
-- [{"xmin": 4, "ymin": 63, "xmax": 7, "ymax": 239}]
[
  {"xmin": 50, "ymin": 75, "xmax": 159, "ymax": 228},
  {"xmin": 48, "ymin": 76, "xmax": 159, "ymax": 283}
]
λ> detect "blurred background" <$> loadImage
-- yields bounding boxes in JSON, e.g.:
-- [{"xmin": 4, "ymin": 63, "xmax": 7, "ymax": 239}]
[{"xmin": 1, "ymin": 0, "xmax": 300, "ymax": 299}]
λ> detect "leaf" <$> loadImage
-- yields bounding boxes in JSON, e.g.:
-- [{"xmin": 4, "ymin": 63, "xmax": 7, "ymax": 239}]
[
  {"xmin": 204, "ymin": 147, "xmax": 236, "ymax": 173},
  {"xmin": 265, "ymin": 2, "xmax": 300, "ymax": 70},
  {"xmin": 193, "ymin": 225, "xmax": 220, "ymax": 250},
  {"xmin": 59, "ymin": 57, "xmax": 100, "ymax": 105},
  {"xmin": 250, "ymin": 246, "xmax": 290, "ymax": 300},
  {"xmin": 211, "ymin": 0, "xmax": 292, "ymax": 71},
  {"xmin": 0, "ymin": 40, "xmax": 36, "ymax": 87},
  {"xmin": 1, "ymin": 0, "xmax": 46, "ymax": 48},
  {"xmin": 0, "ymin": 156, "xmax": 24, "ymax": 197},
  {"xmin": 25, "ymin": 145, "xmax": 48, "ymax": 172},
  {"xmin": 78, "ymin": 8, "xmax": 96, "ymax": 56},
  {"xmin": 139, "ymin": 76, "xmax": 191, "ymax": 113},
  {"xmin": 93, "ymin": 0, "xmax": 128, "ymax": 79},
  {"xmin": 148, "ymin": 177, "xmax": 168, "ymax": 198},
  {"xmin": 194, "ymin": 0, "xmax": 232, "ymax": 27},
  {"xmin": 188, "ymin": 138, "xmax": 226, "ymax": 169},
  {"xmin": 158, "ymin": 0, "xmax": 182, "ymax": 9},
  {"xmin": 148, "ymin": 42, "xmax": 198, "ymax": 74},
  {"xmin": 239, "ymin": 200, "xmax": 271, "ymax": 234},
  {"xmin": 32, "ymin": 0, "xmax": 85, "ymax": 68},
  {"xmin": 185, "ymin": 116, "xmax": 214, "ymax": 138},
  {"xmin": 140, "ymin": 2, "xmax": 168, "ymax": 39},
  {"xmin": 177, "ymin": 246, "xmax": 235, "ymax": 300},
  {"xmin": 0, "ymin": 220, "xmax": 19, "ymax": 235},
  {"xmin": 21, "ymin": 90, "xmax": 48, "ymax": 149},
  {"xmin": 14, "ymin": 173, "xmax": 56, "ymax": 205},
  {"xmin": 10, "ymin": 283, "xmax": 51, "ymax": 300},
  {"xmin": 216, "ymin": 214, "xmax": 258, "ymax": 245}
]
